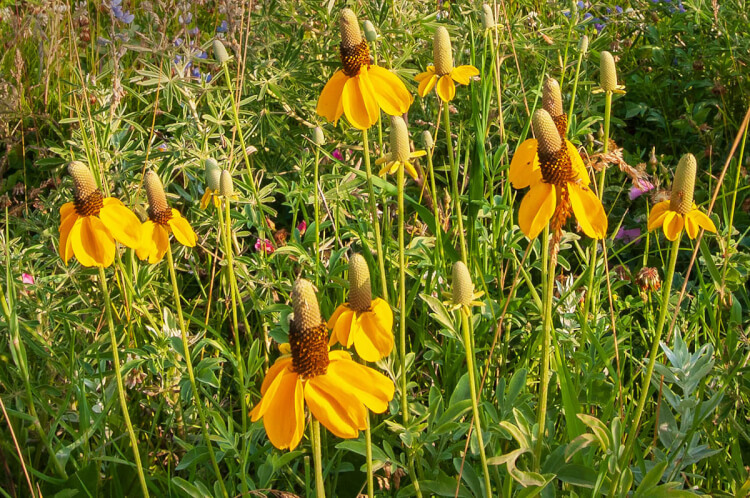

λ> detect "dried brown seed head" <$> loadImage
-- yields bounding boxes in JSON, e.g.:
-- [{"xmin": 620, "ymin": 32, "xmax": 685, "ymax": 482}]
[
  {"xmin": 669, "ymin": 153, "xmax": 697, "ymax": 215},
  {"xmin": 348, "ymin": 253, "xmax": 372, "ymax": 312},
  {"xmin": 433, "ymin": 27, "xmax": 454, "ymax": 75}
]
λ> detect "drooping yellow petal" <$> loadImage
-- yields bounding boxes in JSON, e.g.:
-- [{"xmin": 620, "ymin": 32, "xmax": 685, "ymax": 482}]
[
  {"xmin": 375, "ymin": 153, "xmax": 391, "ymax": 166},
  {"xmin": 72, "ymin": 216, "xmax": 115, "ymax": 267},
  {"xmin": 200, "ymin": 190, "xmax": 212, "ymax": 210},
  {"xmin": 568, "ymin": 182, "xmax": 608, "ymax": 239},
  {"xmin": 252, "ymin": 369, "xmax": 305, "ymax": 450},
  {"xmin": 647, "ymin": 201, "xmax": 671, "ymax": 231},
  {"xmin": 149, "ymin": 224, "xmax": 170, "ymax": 264},
  {"xmin": 684, "ymin": 211, "xmax": 699, "ymax": 239},
  {"xmin": 509, "ymin": 139, "xmax": 542, "ymax": 189},
  {"xmin": 305, "ymin": 375, "xmax": 366, "ymax": 439},
  {"xmin": 327, "ymin": 303, "xmax": 351, "ymax": 344},
  {"xmin": 332, "ymin": 308, "xmax": 356, "ymax": 348},
  {"xmin": 417, "ymin": 73, "xmax": 439, "ymax": 98},
  {"xmin": 436, "ymin": 74, "xmax": 456, "ymax": 102},
  {"xmin": 567, "ymin": 141, "xmax": 590, "ymax": 186},
  {"xmin": 353, "ymin": 302, "xmax": 394, "ymax": 361},
  {"xmin": 685, "ymin": 208, "xmax": 717, "ymax": 237},
  {"xmin": 518, "ymin": 182, "xmax": 555, "ymax": 239},
  {"xmin": 367, "ymin": 65, "xmax": 412, "ymax": 116},
  {"xmin": 136, "ymin": 221, "xmax": 157, "ymax": 261},
  {"xmin": 326, "ymin": 359, "xmax": 394, "ymax": 413},
  {"xmin": 59, "ymin": 211, "xmax": 79, "ymax": 265},
  {"xmin": 168, "ymin": 210, "xmax": 198, "ymax": 247},
  {"xmin": 662, "ymin": 211, "xmax": 684, "ymax": 241},
  {"xmin": 403, "ymin": 162, "xmax": 419, "ymax": 181},
  {"xmin": 316, "ymin": 70, "xmax": 348, "ymax": 125},
  {"xmin": 259, "ymin": 357, "xmax": 293, "ymax": 395},
  {"xmin": 60, "ymin": 202, "xmax": 75, "ymax": 220},
  {"xmin": 414, "ymin": 66, "xmax": 435, "ymax": 83},
  {"xmin": 410, "ymin": 150, "xmax": 427, "ymax": 159},
  {"xmin": 342, "ymin": 72, "xmax": 378, "ymax": 130},
  {"xmin": 99, "ymin": 198, "xmax": 143, "ymax": 249},
  {"xmin": 450, "ymin": 65, "xmax": 479, "ymax": 85}
]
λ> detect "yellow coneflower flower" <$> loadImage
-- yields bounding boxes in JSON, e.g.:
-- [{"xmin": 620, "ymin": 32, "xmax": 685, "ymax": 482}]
[
  {"xmin": 200, "ymin": 158, "xmax": 222, "ymax": 210},
  {"xmin": 375, "ymin": 116, "xmax": 426, "ymax": 180},
  {"xmin": 511, "ymin": 109, "xmax": 607, "ymax": 239},
  {"xmin": 328, "ymin": 254, "xmax": 394, "ymax": 362},
  {"xmin": 137, "ymin": 170, "xmax": 198, "ymax": 263},
  {"xmin": 415, "ymin": 27, "xmax": 480, "ymax": 102},
  {"xmin": 316, "ymin": 8, "xmax": 412, "ymax": 130},
  {"xmin": 58, "ymin": 161, "xmax": 142, "ymax": 267},
  {"xmin": 647, "ymin": 153, "xmax": 717, "ymax": 240},
  {"xmin": 250, "ymin": 279, "xmax": 395, "ymax": 450}
]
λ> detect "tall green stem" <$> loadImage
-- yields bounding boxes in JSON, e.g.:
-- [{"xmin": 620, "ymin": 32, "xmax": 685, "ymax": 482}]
[
  {"xmin": 166, "ymin": 244, "xmax": 228, "ymax": 497},
  {"xmin": 599, "ymin": 91, "xmax": 613, "ymax": 194},
  {"xmin": 362, "ymin": 129, "xmax": 389, "ymax": 302},
  {"xmin": 427, "ymin": 147, "xmax": 444, "ymax": 272},
  {"xmin": 398, "ymin": 162, "xmax": 408, "ymax": 424},
  {"xmin": 488, "ymin": 34, "xmax": 505, "ymax": 142},
  {"xmin": 613, "ymin": 236, "xmax": 681, "ymax": 493},
  {"xmin": 365, "ymin": 415, "xmax": 374, "ymax": 498},
  {"xmin": 314, "ymin": 145, "xmax": 321, "ymax": 280},
  {"xmin": 444, "ymin": 108, "xmax": 468, "ymax": 263},
  {"xmin": 97, "ymin": 267, "xmax": 150, "ymax": 498},
  {"xmin": 460, "ymin": 310, "xmax": 492, "ymax": 497},
  {"xmin": 566, "ymin": 49, "xmax": 585, "ymax": 135},
  {"xmin": 312, "ymin": 420, "xmax": 325, "ymax": 498},
  {"xmin": 533, "ymin": 229, "xmax": 555, "ymax": 470}
]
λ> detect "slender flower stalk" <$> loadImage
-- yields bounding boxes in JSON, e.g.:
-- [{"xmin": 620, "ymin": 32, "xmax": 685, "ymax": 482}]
[
  {"xmin": 98, "ymin": 267, "xmax": 150, "ymax": 498},
  {"xmin": 445, "ymin": 107, "xmax": 468, "ymax": 263},
  {"xmin": 312, "ymin": 420, "xmax": 325, "ymax": 498},
  {"xmin": 483, "ymin": 4, "xmax": 506, "ymax": 141},
  {"xmin": 451, "ymin": 262, "xmax": 492, "ymax": 496},
  {"xmin": 397, "ymin": 149, "xmax": 408, "ymax": 425},
  {"xmin": 362, "ymin": 129, "xmax": 389, "ymax": 301},
  {"xmin": 566, "ymin": 35, "xmax": 588, "ymax": 135},
  {"xmin": 423, "ymin": 130, "xmax": 444, "ymax": 271},
  {"xmin": 312, "ymin": 126, "xmax": 324, "ymax": 278}
]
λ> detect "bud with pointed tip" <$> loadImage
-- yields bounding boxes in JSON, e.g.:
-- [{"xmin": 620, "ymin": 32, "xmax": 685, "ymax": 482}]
[
  {"xmin": 482, "ymin": 4, "xmax": 495, "ymax": 29},
  {"xmin": 363, "ymin": 20, "xmax": 377, "ymax": 42},
  {"xmin": 390, "ymin": 116, "xmax": 411, "ymax": 163},
  {"xmin": 339, "ymin": 8, "xmax": 363, "ymax": 48},
  {"xmin": 669, "ymin": 153, "xmax": 697, "ymax": 215},
  {"xmin": 205, "ymin": 158, "xmax": 221, "ymax": 191},
  {"xmin": 219, "ymin": 169, "xmax": 234, "ymax": 197},
  {"xmin": 348, "ymin": 253, "xmax": 372, "ymax": 312},
  {"xmin": 144, "ymin": 170, "xmax": 171, "ymax": 222},
  {"xmin": 213, "ymin": 39, "xmax": 229, "ymax": 64},
  {"xmin": 600, "ymin": 51, "xmax": 618, "ymax": 92},
  {"xmin": 579, "ymin": 35, "xmax": 589, "ymax": 56},
  {"xmin": 532, "ymin": 109, "xmax": 562, "ymax": 157},
  {"xmin": 422, "ymin": 130, "xmax": 434, "ymax": 150},
  {"xmin": 433, "ymin": 27, "xmax": 454, "ymax": 75},
  {"xmin": 68, "ymin": 161, "xmax": 98, "ymax": 202},
  {"xmin": 451, "ymin": 261, "xmax": 473, "ymax": 306},
  {"xmin": 312, "ymin": 126, "xmax": 325, "ymax": 146},
  {"xmin": 543, "ymin": 78, "xmax": 563, "ymax": 117}
]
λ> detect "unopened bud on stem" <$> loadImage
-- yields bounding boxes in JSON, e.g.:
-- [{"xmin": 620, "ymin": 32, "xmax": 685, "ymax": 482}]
[
  {"xmin": 205, "ymin": 158, "xmax": 221, "ymax": 191},
  {"xmin": 600, "ymin": 51, "xmax": 618, "ymax": 92},
  {"xmin": 213, "ymin": 39, "xmax": 229, "ymax": 64},
  {"xmin": 219, "ymin": 169, "xmax": 234, "ymax": 197}
]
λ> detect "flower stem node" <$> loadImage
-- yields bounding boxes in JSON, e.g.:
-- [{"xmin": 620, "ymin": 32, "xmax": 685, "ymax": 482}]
[
  {"xmin": 348, "ymin": 253, "xmax": 372, "ymax": 312},
  {"xmin": 213, "ymin": 39, "xmax": 230, "ymax": 64}
]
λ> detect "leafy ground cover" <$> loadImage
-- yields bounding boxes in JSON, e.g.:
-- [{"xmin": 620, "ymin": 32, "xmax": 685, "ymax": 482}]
[{"xmin": 1, "ymin": 0, "xmax": 749, "ymax": 496}]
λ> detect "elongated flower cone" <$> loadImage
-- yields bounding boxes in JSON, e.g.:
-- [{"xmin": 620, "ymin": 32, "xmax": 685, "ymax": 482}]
[
  {"xmin": 543, "ymin": 78, "xmax": 563, "ymax": 118},
  {"xmin": 390, "ymin": 116, "xmax": 411, "ymax": 163},
  {"xmin": 348, "ymin": 253, "xmax": 372, "ymax": 312},
  {"xmin": 290, "ymin": 278, "xmax": 328, "ymax": 377},
  {"xmin": 579, "ymin": 35, "xmax": 589, "ymax": 56},
  {"xmin": 669, "ymin": 153, "xmax": 697, "ymax": 215},
  {"xmin": 339, "ymin": 8, "xmax": 363, "ymax": 48},
  {"xmin": 69, "ymin": 161, "xmax": 99, "ymax": 206},
  {"xmin": 219, "ymin": 170, "xmax": 234, "ymax": 197},
  {"xmin": 433, "ymin": 26, "xmax": 454, "ymax": 75},
  {"xmin": 213, "ymin": 39, "xmax": 229, "ymax": 64},
  {"xmin": 533, "ymin": 109, "xmax": 563, "ymax": 158},
  {"xmin": 482, "ymin": 4, "xmax": 495, "ymax": 29},
  {"xmin": 144, "ymin": 170, "xmax": 170, "ymax": 222},
  {"xmin": 452, "ymin": 261, "xmax": 474, "ymax": 307},
  {"xmin": 292, "ymin": 278, "xmax": 323, "ymax": 330},
  {"xmin": 600, "ymin": 51, "xmax": 618, "ymax": 92},
  {"xmin": 205, "ymin": 158, "xmax": 221, "ymax": 191}
]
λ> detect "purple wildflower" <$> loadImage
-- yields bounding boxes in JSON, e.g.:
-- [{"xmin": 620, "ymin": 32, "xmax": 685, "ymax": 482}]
[
  {"xmin": 255, "ymin": 238, "xmax": 274, "ymax": 254},
  {"xmin": 297, "ymin": 220, "xmax": 307, "ymax": 235},
  {"xmin": 629, "ymin": 179, "xmax": 655, "ymax": 200},
  {"xmin": 332, "ymin": 149, "xmax": 344, "ymax": 161},
  {"xmin": 616, "ymin": 227, "xmax": 641, "ymax": 244},
  {"xmin": 111, "ymin": 0, "xmax": 134, "ymax": 24},
  {"xmin": 188, "ymin": 26, "xmax": 199, "ymax": 36},
  {"xmin": 179, "ymin": 12, "xmax": 193, "ymax": 25},
  {"xmin": 216, "ymin": 20, "xmax": 228, "ymax": 33},
  {"xmin": 615, "ymin": 5, "xmax": 623, "ymax": 13}
]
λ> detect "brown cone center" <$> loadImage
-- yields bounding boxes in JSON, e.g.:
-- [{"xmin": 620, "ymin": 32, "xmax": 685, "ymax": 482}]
[
  {"xmin": 74, "ymin": 190, "xmax": 104, "ymax": 217},
  {"xmin": 149, "ymin": 206, "xmax": 173, "ymax": 225},
  {"xmin": 340, "ymin": 40, "xmax": 370, "ymax": 77},
  {"xmin": 290, "ymin": 320, "xmax": 330, "ymax": 379}
]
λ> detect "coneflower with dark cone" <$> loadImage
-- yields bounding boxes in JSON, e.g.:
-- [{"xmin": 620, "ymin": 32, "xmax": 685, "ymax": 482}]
[{"xmin": 290, "ymin": 279, "xmax": 329, "ymax": 378}]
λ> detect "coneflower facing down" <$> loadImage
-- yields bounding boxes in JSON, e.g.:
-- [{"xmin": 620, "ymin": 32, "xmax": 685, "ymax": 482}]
[
  {"xmin": 415, "ymin": 27, "xmax": 480, "ymax": 102},
  {"xmin": 251, "ymin": 278, "xmax": 394, "ymax": 450},
  {"xmin": 376, "ymin": 116, "xmax": 426, "ymax": 180},
  {"xmin": 316, "ymin": 9, "xmax": 411, "ymax": 130}
]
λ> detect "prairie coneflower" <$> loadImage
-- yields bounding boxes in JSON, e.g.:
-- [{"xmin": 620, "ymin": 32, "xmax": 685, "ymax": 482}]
[
  {"xmin": 444, "ymin": 260, "xmax": 484, "ymax": 314},
  {"xmin": 250, "ymin": 279, "xmax": 395, "ymax": 450},
  {"xmin": 328, "ymin": 253, "xmax": 394, "ymax": 362},
  {"xmin": 415, "ymin": 27, "xmax": 479, "ymax": 102},
  {"xmin": 647, "ymin": 153, "xmax": 717, "ymax": 240},
  {"xmin": 137, "ymin": 170, "xmax": 198, "ymax": 263},
  {"xmin": 376, "ymin": 116, "xmax": 426, "ymax": 180},
  {"xmin": 200, "ymin": 158, "xmax": 222, "ymax": 209},
  {"xmin": 59, "ymin": 161, "xmax": 142, "ymax": 267},
  {"xmin": 316, "ymin": 8, "xmax": 411, "ymax": 130}
]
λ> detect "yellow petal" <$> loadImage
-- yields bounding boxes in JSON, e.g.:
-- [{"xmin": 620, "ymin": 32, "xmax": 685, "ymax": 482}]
[
  {"xmin": 326, "ymin": 358, "xmax": 394, "ymax": 413},
  {"xmin": 342, "ymin": 73, "xmax": 377, "ymax": 130},
  {"xmin": 72, "ymin": 216, "xmax": 115, "ymax": 267},
  {"xmin": 60, "ymin": 202, "xmax": 75, "ymax": 220},
  {"xmin": 509, "ymin": 139, "xmax": 542, "ymax": 189},
  {"xmin": 259, "ymin": 357, "xmax": 294, "ymax": 395},
  {"xmin": 410, "ymin": 150, "xmax": 427, "ymax": 159},
  {"xmin": 316, "ymin": 70, "xmax": 348, "ymax": 125},
  {"xmin": 417, "ymin": 74, "xmax": 438, "ymax": 98},
  {"xmin": 684, "ymin": 211, "xmax": 699, "ymax": 239},
  {"xmin": 252, "ymin": 369, "xmax": 305, "ymax": 450},
  {"xmin": 662, "ymin": 212, "xmax": 684, "ymax": 241},
  {"xmin": 168, "ymin": 210, "xmax": 198, "ymax": 247},
  {"xmin": 518, "ymin": 182, "xmax": 555, "ymax": 239},
  {"xmin": 567, "ymin": 141, "xmax": 590, "ymax": 186},
  {"xmin": 136, "ymin": 221, "xmax": 156, "ymax": 261},
  {"xmin": 99, "ymin": 198, "xmax": 143, "ymax": 249},
  {"xmin": 647, "ymin": 201, "xmax": 671, "ymax": 231},
  {"xmin": 436, "ymin": 74, "xmax": 456, "ymax": 102},
  {"xmin": 149, "ymin": 224, "xmax": 169, "ymax": 264},
  {"xmin": 354, "ymin": 303, "xmax": 394, "ymax": 361},
  {"xmin": 414, "ymin": 66, "xmax": 435, "ymax": 82},
  {"xmin": 305, "ymin": 375, "xmax": 366, "ymax": 439},
  {"xmin": 375, "ymin": 154, "xmax": 391, "ymax": 166},
  {"xmin": 59, "ymin": 211, "xmax": 79, "ymax": 265},
  {"xmin": 200, "ymin": 190, "xmax": 211, "ymax": 210},
  {"xmin": 685, "ymin": 208, "xmax": 717, "ymax": 236},
  {"xmin": 367, "ymin": 65, "xmax": 412, "ymax": 116},
  {"xmin": 568, "ymin": 182, "xmax": 608, "ymax": 239},
  {"xmin": 404, "ymin": 162, "xmax": 418, "ymax": 181},
  {"xmin": 332, "ymin": 308, "xmax": 356, "ymax": 348},
  {"xmin": 378, "ymin": 163, "xmax": 392, "ymax": 177},
  {"xmin": 450, "ymin": 65, "xmax": 479, "ymax": 85}
]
